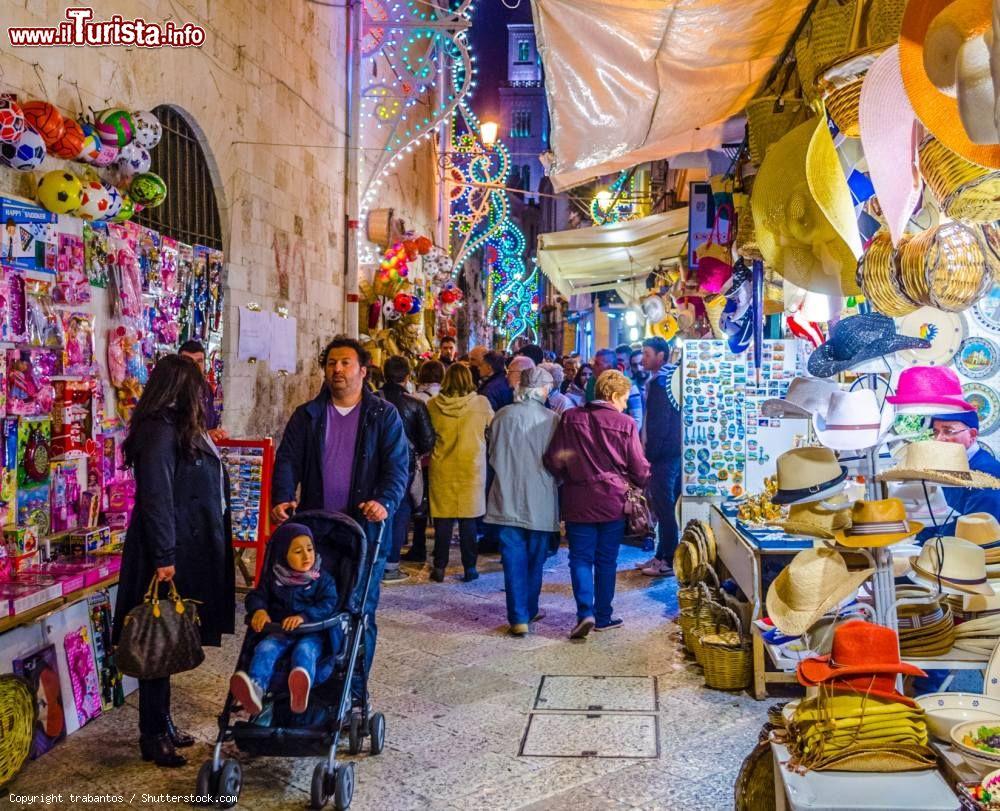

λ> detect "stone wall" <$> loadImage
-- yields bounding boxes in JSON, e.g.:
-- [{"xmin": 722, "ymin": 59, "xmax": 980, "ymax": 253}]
[{"xmin": 0, "ymin": 0, "xmax": 439, "ymax": 438}]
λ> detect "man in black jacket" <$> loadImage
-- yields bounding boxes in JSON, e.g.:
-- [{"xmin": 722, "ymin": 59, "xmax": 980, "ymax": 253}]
[
  {"xmin": 379, "ymin": 355, "xmax": 435, "ymax": 582},
  {"xmin": 271, "ymin": 336, "xmax": 408, "ymax": 701}
]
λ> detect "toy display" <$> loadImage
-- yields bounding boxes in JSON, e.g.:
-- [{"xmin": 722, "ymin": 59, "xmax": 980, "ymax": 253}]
[
  {"xmin": 50, "ymin": 460, "xmax": 82, "ymax": 534},
  {"xmin": 63, "ymin": 626, "xmax": 101, "ymax": 727},
  {"xmin": 54, "ymin": 232, "xmax": 89, "ymax": 305},
  {"xmin": 12, "ymin": 645, "xmax": 66, "ymax": 759},
  {"xmin": 61, "ymin": 313, "xmax": 95, "ymax": 374},
  {"xmin": 87, "ymin": 591, "xmax": 124, "ymax": 711},
  {"xmin": 36, "ymin": 171, "xmax": 82, "ymax": 215},
  {"xmin": 7, "ymin": 349, "xmax": 57, "ymax": 416}
]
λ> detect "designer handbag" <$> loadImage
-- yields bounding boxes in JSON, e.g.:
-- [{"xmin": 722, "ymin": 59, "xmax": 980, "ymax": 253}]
[
  {"xmin": 623, "ymin": 484, "xmax": 657, "ymax": 539},
  {"xmin": 115, "ymin": 577, "xmax": 204, "ymax": 680}
]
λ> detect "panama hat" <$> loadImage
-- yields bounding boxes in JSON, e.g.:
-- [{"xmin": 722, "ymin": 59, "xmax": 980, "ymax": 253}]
[
  {"xmin": 761, "ymin": 376, "xmax": 839, "ymax": 420},
  {"xmin": 955, "ymin": 513, "xmax": 1000, "ymax": 561},
  {"xmin": 859, "ymin": 45, "xmax": 923, "ymax": 246},
  {"xmin": 887, "ymin": 365, "xmax": 975, "ymax": 414},
  {"xmin": 771, "ymin": 500, "xmax": 852, "ymax": 539},
  {"xmin": 798, "ymin": 619, "xmax": 925, "ymax": 684},
  {"xmin": 900, "ymin": 0, "xmax": 1000, "ymax": 169},
  {"xmin": 752, "ymin": 116, "xmax": 863, "ymax": 298},
  {"xmin": 771, "ymin": 446, "xmax": 849, "ymax": 506},
  {"xmin": 813, "ymin": 389, "xmax": 895, "ymax": 451},
  {"xmin": 807, "ymin": 313, "xmax": 931, "ymax": 378},
  {"xmin": 833, "ymin": 498, "xmax": 923, "ymax": 548},
  {"xmin": 766, "ymin": 548, "xmax": 876, "ymax": 636},
  {"xmin": 909, "ymin": 536, "xmax": 996, "ymax": 596},
  {"xmin": 877, "ymin": 439, "xmax": 1000, "ymax": 488}
]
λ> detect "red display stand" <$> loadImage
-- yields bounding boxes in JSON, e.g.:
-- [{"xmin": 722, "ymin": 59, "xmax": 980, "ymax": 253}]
[{"xmin": 217, "ymin": 437, "xmax": 274, "ymax": 588}]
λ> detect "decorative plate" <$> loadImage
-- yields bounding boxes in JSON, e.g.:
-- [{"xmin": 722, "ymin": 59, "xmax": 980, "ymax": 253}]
[
  {"xmin": 962, "ymin": 382, "xmax": 1000, "ymax": 436},
  {"xmin": 896, "ymin": 308, "xmax": 965, "ymax": 367},
  {"xmin": 973, "ymin": 280, "xmax": 1000, "ymax": 334},
  {"xmin": 956, "ymin": 336, "xmax": 1000, "ymax": 380}
]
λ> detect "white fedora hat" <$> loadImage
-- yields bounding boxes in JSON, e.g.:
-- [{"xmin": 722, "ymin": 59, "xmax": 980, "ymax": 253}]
[
  {"xmin": 813, "ymin": 389, "xmax": 895, "ymax": 451},
  {"xmin": 761, "ymin": 377, "xmax": 839, "ymax": 420}
]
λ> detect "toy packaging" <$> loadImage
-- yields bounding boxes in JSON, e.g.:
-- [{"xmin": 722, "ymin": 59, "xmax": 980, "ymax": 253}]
[
  {"xmin": 17, "ymin": 416, "xmax": 51, "ymax": 487},
  {"xmin": 13, "ymin": 644, "xmax": 67, "ymax": 758},
  {"xmin": 17, "ymin": 483, "xmax": 51, "ymax": 535},
  {"xmin": 69, "ymin": 526, "xmax": 110, "ymax": 555},
  {"xmin": 61, "ymin": 312, "xmax": 96, "ymax": 375},
  {"xmin": 64, "ymin": 626, "xmax": 102, "ymax": 727},
  {"xmin": 25, "ymin": 279, "xmax": 64, "ymax": 349},
  {"xmin": 7, "ymin": 348, "xmax": 58, "ymax": 416},
  {"xmin": 50, "ymin": 459, "xmax": 82, "ymax": 534},
  {"xmin": 54, "ymin": 232, "xmax": 89, "ymax": 305},
  {"xmin": 51, "ymin": 380, "xmax": 93, "ymax": 458},
  {"xmin": 82, "ymin": 222, "xmax": 111, "ymax": 288}
]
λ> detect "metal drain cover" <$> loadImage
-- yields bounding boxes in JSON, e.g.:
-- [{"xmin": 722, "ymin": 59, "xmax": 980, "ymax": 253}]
[
  {"xmin": 519, "ymin": 713, "xmax": 659, "ymax": 758},
  {"xmin": 533, "ymin": 675, "xmax": 658, "ymax": 712}
]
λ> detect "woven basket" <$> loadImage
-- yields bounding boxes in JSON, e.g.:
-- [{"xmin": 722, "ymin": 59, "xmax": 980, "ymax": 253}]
[
  {"xmin": 919, "ymin": 136, "xmax": 1000, "ymax": 223},
  {"xmin": 673, "ymin": 539, "xmax": 700, "ymax": 587},
  {"xmin": 867, "ymin": 0, "xmax": 907, "ymax": 46},
  {"xmin": 734, "ymin": 190, "xmax": 765, "ymax": 262},
  {"xmin": 735, "ymin": 737, "xmax": 778, "ymax": 811},
  {"xmin": 0, "ymin": 675, "xmax": 36, "ymax": 790},
  {"xmin": 825, "ymin": 79, "xmax": 863, "ymax": 138},
  {"xmin": 899, "ymin": 221, "xmax": 994, "ymax": 312},
  {"xmin": 677, "ymin": 564, "xmax": 719, "ymax": 612},
  {"xmin": 795, "ymin": 0, "xmax": 859, "ymax": 97},
  {"xmin": 702, "ymin": 605, "xmax": 753, "ymax": 691},
  {"xmin": 857, "ymin": 230, "xmax": 918, "ymax": 317},
  {"xmin": 747, "ymin": 96, "xmax": 810, "ymax": 166}
]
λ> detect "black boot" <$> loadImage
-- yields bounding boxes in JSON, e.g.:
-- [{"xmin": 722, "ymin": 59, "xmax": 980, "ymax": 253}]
[
  {"xmin": 139, "ymin": 734, "xmax": 187, "ymax": 768},
  {"xmin": 165, "ymin": 714, "xmax": 195, "ymax": 748},
  {"xmin": 401, "ymin": 547, "xmax": 426, "ymax": 563}
]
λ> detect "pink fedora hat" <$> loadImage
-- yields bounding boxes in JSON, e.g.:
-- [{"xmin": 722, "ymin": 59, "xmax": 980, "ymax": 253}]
[
  {"xmin": 859, "ymin": 45, "xmax": 922, "ymax": 247},
  {"xmin": 887, "ymin": 366, "xmax": 975, "ymax": 414}
]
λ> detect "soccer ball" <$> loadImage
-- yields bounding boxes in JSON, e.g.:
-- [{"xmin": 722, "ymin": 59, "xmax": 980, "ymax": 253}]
[
  {"xmin": 104, "ymin": 183, "xmax": 123, "ymax": 219},
  {"xmin": 36, "ymin": 170, "xmax": 83, "ymax": 214},
  {"xmin": 21, "ymin": 101, "xmax": 65, "ymax": 148},
  {"xmin": 0, "ymin": 98, "xmax": 25, "ymax": 144},
  {"xmin": 0, "ymin": 126, "xmax": 46, "ymax": 171},
  {"xmin": 95, "ymin": 108, "xmax": 135, "ymax": 147},
  {"xmin": 77, "ymin": 180, "xmax": 112, "ymax": 220},
  {"xmin": 132, "ymin": 110, "xmax": 162, "ymax": 149},
  {"xmin": 115, "ymin": 143, "xmax": 151, "ymax": 177}
]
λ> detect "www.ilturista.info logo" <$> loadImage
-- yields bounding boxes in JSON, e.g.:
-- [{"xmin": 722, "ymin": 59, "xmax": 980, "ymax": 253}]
[{"xmin": 8, "ymin": 7, "xmax": 206, "ymax": 48}]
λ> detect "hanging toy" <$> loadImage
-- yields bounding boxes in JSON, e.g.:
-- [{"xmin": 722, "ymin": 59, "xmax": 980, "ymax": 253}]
[
  {"xmin": 77, "ymin": 180, "xmax": 112, "ymax": 221},
  {"xmin": 382, "ymin": 300, "xmax": 401, "ymax": 321},
  {"xmin": 94, "ymin": 108, "xmax": 136, "ymax": 148},
  {"xmin": 0, "ymin": 98, "xmax": 25, "ymax": 144},
  {"xmin": 21, "ymin": 101, "xmax": 65, "ymax": 148},
  {"xmin": 76, "ymin": 123, "xmax": 102, "ymax": 162},
  {"xmin": 50, "ymin": 118, "xmax": 85, "ymax": 159},
  {"xmin": 114, "ymin": 143, "xmax": 151, "ymax": 178},
  {"xmin": 88, "ymin": 141, "xmax": 119, "ymax": 168},
  {"xmin": 36, "ymin": 170, "xmax": 83, "ymax": 214},
  {"xmin": 129, "ymin": 172, "xmax": 167, "ymax": 207},
  {"xmin": 131, "ymin": 111, "xmax": 162, "ymax": 149},
  {"xmin": 393, "ymin": 293, "xmax": 414, "ymax": 315},
  {"xmin": 0, "ymin": 126, "xmax": 46, "ymax": 171},
  {"xmin": 113, "ymin": 193, "xmax": 136, "ymax": 223}
]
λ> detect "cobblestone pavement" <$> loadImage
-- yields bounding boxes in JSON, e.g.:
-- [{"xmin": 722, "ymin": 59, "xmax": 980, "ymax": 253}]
[{"xmin": 7, "ymin": 544, "xmax": 765, "ymax": 810}]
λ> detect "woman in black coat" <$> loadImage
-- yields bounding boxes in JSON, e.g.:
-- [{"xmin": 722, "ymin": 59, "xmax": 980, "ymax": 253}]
[{"xmin": 113, "ymin": 354, "xmax": 235, "ymax": 767}]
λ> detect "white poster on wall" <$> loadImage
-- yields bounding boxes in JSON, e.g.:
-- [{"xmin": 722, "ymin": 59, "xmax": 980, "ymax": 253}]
[
  {"xmin": 269, "ymin": 313, "xmax": 297, "ymax": 373},
  {"xmin": 237, "ymin": 307, "xmax": 269, "ymax": 363}
]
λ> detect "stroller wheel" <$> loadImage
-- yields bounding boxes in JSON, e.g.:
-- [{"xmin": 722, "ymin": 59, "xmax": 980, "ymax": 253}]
[
  {"xmin": 334, "ymin": 762, "xmax": 355, "ymax": 811},
  {"xmin": 348, "ymin": 713, "xmax": 363, "ymax": 755},
  {"xmin": 216, "ymin": 759, "xmax": 242, "ymax": 808},
  {"xmin": 310, "ymin": 762, "xmax": 330, "ymax": 809},
  {"xmin": 196, "ymin": 760, "xmax": 214, "ymax": 803},
  {"xmin": 369, "ymin": 712, "xmax": 386, "ymax": 755}
]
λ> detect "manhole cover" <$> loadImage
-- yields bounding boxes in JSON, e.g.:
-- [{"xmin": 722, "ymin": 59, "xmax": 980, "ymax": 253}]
[
  {"xmin": 533, "ymin": 675, "xmax": 658, "ymax": 712},
  {"xmin": 518, "ymin": 713, "xmax": 659, "ymax": 758}
]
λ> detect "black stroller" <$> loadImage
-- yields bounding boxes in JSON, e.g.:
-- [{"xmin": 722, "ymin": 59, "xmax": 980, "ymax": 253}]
[{"xmin": 196, "ymin": 511, "xmax": 386, "ymax": 810}]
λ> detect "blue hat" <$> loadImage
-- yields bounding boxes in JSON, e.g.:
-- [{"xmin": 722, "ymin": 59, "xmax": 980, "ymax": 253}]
[
  {"xmin": 807, "ymin": 313, "xmax": 931, "ymax": 378},
  {"xmin": 931, "ymin": 411, "xmax": 980, "ymax": 431}
]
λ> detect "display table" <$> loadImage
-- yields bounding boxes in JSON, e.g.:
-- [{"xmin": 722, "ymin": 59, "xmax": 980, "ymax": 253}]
[{"xmin": 770, "ymin": 741, "xmax": 959, "ymax": 810}]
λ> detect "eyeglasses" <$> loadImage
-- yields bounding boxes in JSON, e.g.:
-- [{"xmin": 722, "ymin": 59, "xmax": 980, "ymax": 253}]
[{"xmin": 932, "ymin": 426, "xmax": 971, "ymax": 438}]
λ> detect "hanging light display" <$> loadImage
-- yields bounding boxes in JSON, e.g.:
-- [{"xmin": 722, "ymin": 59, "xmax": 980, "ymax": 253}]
[{"xmin": 589, "ymin": 170, "xmax": 639, "ymax": 225}]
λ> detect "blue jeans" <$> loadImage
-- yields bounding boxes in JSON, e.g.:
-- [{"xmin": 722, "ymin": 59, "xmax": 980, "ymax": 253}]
[
  {"xmin": 649, "ymin": 459, "xmax": 682, "ymax": 561},
  {"xmin": 248, "ymin": 632, "xmax": 324, "ymax": 689},
  {"xmin": 387, "ymin": 494, "xmax": 412, "ymax": 565},
  {"xmin": 566, "ymin": 519, "xmax": 625, "ymax": 625},
  {"xmin": 498, "ymin": 526, "xmax": 549, "ymax": 625}
]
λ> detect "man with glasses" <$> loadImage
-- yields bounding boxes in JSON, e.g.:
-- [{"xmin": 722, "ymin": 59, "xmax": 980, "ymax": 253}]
[{"xmin": 929, "ymin": 411, "xmax": 1000, "ymax": 528}]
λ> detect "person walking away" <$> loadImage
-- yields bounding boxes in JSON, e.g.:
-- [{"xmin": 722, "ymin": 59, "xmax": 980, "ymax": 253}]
[
  {"xmin": 544, "ymin": 370, "xmax": 650, "ymax": 639},
  {"xmin": 270, "ymin": 337, "xmax": 408, "ymax": 704},
  {"xmin": 506, "ymin": 355, "xmax": 535, "ymax": 389},
  {"xmin": 404, "ymin": 360, "xmax": 445, "ymax": 562},
  {"xmin": 113, "ymin": 354, "xmax": 235, "ymax": 768},
  {"xmin": 540, "ymin": 362, "xmax": 574, "ymax": 415},
  {"xmin": 427, "ymin": 363, "xmax": 494, "ymax": 582},
  {"xmin": 413, "ymin": 359, "xmax": 444, "ymax": 403},
  {"xmin": 438, "ymin": 336, "xmax": 457, "ymax": 367},
  {"xmin": 178, "ymin": 339, "xmax": 227, "ymax": 442},
  {"xmin": 565, "ymin": 363, "xmax": 593, "ymax": 407},
  {"xmin": 637, "ymin": 336, "xmax": 683, "ymax": 576},
  {"xmin": 486, "ymin": 367, "xmax": 561, "ymax": 636}
]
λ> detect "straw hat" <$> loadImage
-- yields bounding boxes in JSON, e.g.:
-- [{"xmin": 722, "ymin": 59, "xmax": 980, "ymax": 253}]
[
  {"xmin": 859, "ymin": 46, "xmax": 923, "ymax": 246},
  {"xmin": 833, "ymin": 498, "xmax": 923, "ymax": 548},
  {"xmin": 900, "ymin": 0, "xmax": 1000, "ymax": 169},
  {"xmin": 771, "ymin": 446, "xmax": 848, "ymax": 506},
  {"xmin": 798, "ymin": 619, "xmax": 925, "ymax": 684},
  {"xmin": 813, "ymin": 389, "xmax": 895, "ymax": 451},
  {"xmin": 752, "ymin": 116, "xmax": 862, "ymax": 298},
  {"xmin": 771, "ymin": 500, "xmax": 852, "ymax": 539},
  {"xmin": 956, "ymin": 513, "xmax": 1000, "ymax": 562},
  {"xmin": 877, "ymin": 439, "xmax": 1000, "ymax": 488},
  {"xmin": 651, "ymin": 314, "xmax": 679, "ymax": 342},
  {"xmin": 887, "ymin": 365, "xmax": 975, "ymax": 414},
  {"xmin": 908, "ymin": 536, "xmax": 996, "ymax": 596},
  {"xmin": 760, "ymin": 376, "xmax": 839, "ymax": 420},
  {"xmin": 766, "ymin": 548, "xmax": 875, "ymax": 636}
]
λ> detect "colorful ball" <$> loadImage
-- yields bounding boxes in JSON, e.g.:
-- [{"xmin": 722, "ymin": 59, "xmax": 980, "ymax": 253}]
[
  {"xmin": 89, "ymin": 141, "xmax": 119, "ymax": 167},
  {"xmin": 0, "ymin": 98, "xmax": 25, "ymax": 144},
  {"xmin": 129, "ymin": 172, "xmax": 167, "ymax": 207},
  {"xmin": 94, "ymin": 108, "xmax": 135, "ymax": 147},
  {"xmin": 115, "ymin": 143, "xmax": 151, "ymax": 177},
  {"xmin": 409, "ymin": 297, "xmax": 422, "ymax": 315},
  {"xmin": 50, "ymin": 117, "xmax": 84, "ymax": 159},
  {"xmin": 77, "ymin": 131, "xmax": 102, "ymax": 162},
  {"xmin": 77, "ymin": 180, "xmax": 112, "ymax": 220},
  {"xmin": 112, "ymin": 193, "xmax": 135, "ymax": 222},
  {"xmin": 104, "ymin": 183, "xmax": 123, "ymax": 219},
  {"xmin": 393, "ymin": 293, "xmax": 414, "ymax": 314},
  {"xmin": 21, "ymin": 101, "xmax": 65, "ymax": 148},
  {"xmin": 36, "ymin": 170, "xmax": 83, "ymax": 214},
  {"xmin": 0, "ymin": 126, "xmax": 46, "ymax": 171},
  {"xmin": 132, "ymin": 110, "xmax": 162, "ymax": 149}
]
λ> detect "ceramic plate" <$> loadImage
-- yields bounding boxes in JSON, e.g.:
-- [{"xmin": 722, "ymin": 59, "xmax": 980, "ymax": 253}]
[
  {"xmin": 956, "ymin": 336, "xmax": 1000, "ymax": 380},
  {"xmin": 974, "ymin": 281, "xmax": 1000, "ymax": 334},
  {"xmin": 963, "ymin": 383, "xmax": 1000, "ymax": 436},
  {"xmin": 896, "ymin": 308, "xmax": 965, "ymax": 367},
  {"xmin": 914, "ymin": 693, "xmax": 1000, "ymax": 742}
]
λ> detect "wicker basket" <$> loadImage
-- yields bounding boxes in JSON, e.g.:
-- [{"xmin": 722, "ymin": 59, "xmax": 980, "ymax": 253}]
[
  {"xmin": 899, "ymin": 221, "xmax": 994, "ymax": 312},
  {"xmin": 733, "ymin": 190, "xmax": 765, "ymax": 262},
  {"xmin": 0, "ymin": 675, "xmax": 36, "ymax": 790},
  {"xmin": 824, "ymin": 79, "xmax": 863, "ymax": 138},
  {"xmin": 857, "ymin": 230, "xmax": 918, "ymax": 317},
  {"xmin": 673, "ymin": 539, "xmax": 700, "ymax": 586},
  {"xmin": 735, "ymin": 737, "xmax": 778, "ymax": 811},
  {"xmin": 747, "ymin": 95, "xmax": 810, "ymax": 166},
  {"xmin": 867, "ymin": 0, "xmax": 907, "ymax": 46},
  {"xmin": 677, "ymin": 564, "xmax": 719, "ymax": 612},
  {"xmin": 702, "ymin": 605, "xmax": 753, "ymax": 691},
  {"xmin": 919, "ymin": 136, "xmax": 1000, "ymax": 223},
  {"xmin": 795, "ymin": 0, "xmax": 859, "ymax": 97}
]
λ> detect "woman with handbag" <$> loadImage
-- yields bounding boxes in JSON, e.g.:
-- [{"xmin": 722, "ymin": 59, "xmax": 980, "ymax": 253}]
[
  {"xmin": 543, "ymin": 370, "xmax": 651, "ymax": 640},
  {"xmin": 112, "ymin": 354, "xmax": 235, "ymax": 768}
]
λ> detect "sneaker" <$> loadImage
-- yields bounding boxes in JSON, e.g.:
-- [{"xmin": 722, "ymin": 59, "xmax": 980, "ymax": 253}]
[
  {"xmin": 531, "ymin": 610, "xmax": 547, "ymax": 623},
  {"xmin": 430, "ymin": 567, "xmax": 445, "ymax": 582},
  {"xmin": 641, "ymin": 561, "xmax": 674, "ymax": 577},
  {"xmin": 382, "ymin": 566, "xmax": 409, "ymax": 584},
  {"xmin": 462, "ymin": 568, "xmax": 479, "ymax": 583},
  {"xmin": 229, "ymin": 671, "xmax": 263, "ymax": 716},
  {"xmin": 635, "ymin": 556, "xmax": 661, "ymax": 570},
  {"xmin": 569, "ymin": 616, "xmax": 595, "ymax": 640},
  {"xmin": 288, "ymin": 667, "xmax": 312, "ymax": 714},
  {"xmin": 595, "ymin": 618, "xmax": 624, "ymax": 632},
  {"xmin": 401, "ymin": 548, "xmax": 426, "ymax": 563},
  {"xmin": 509, "ymin": 623, "xmax": 529, "ymax": 637}
]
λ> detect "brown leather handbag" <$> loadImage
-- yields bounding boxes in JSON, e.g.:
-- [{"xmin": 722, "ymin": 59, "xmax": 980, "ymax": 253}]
[
  {"xmin": 115, "ymin": 577, "xmax": 204, "ymax": 680},
  {"xmin": 624, "ymin": 484, "xmax": 657, "ymax": 539}
]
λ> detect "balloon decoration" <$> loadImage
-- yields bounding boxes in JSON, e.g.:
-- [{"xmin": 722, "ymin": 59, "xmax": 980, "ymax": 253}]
[
  {"xmin": 0, "ymin": 98, "xmax": 25, "ymax": 144},
  {"xmin": 36, "ymin": 170, "xmax": 83, "ymax": 214}
]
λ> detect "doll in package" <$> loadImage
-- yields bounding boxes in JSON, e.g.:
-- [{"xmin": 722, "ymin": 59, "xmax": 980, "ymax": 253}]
[
  {"xmin": 26, "ymin": 280, "xmax": 64, "ymax": 349},
  {"xmin": 54, "ymin": 232, "xmax": 90, "ymax": 306},
  {"xmin": 108, "ymin": 223, "xmax": 141, "ymax": 319},
  {"xmin": 7, "ymin": 349, "xmax": 58, "ymax": 416},
  {"xmin": 107, "ymin": 326, "xmax": 147, "ymax": 420},
  {"xmin": 62, "ymin": 313, "xmax": 96, "ymax": 375}
]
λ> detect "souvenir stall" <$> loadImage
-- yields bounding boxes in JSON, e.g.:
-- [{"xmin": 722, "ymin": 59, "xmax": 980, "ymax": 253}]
[{"xmin": 0, "ymin": 97, "xmax": 230, "ymax": 788}]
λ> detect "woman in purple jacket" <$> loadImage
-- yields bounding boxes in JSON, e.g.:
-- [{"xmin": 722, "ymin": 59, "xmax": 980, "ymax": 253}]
[{"xmin": 543, "ymin": 370, "xmax": 651, "ymax": 639}]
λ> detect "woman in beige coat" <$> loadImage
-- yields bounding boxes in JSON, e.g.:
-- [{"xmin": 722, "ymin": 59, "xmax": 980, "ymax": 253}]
[{"xmin": 427, "ymin": 363, "xmax": 494, "ymax": 583}]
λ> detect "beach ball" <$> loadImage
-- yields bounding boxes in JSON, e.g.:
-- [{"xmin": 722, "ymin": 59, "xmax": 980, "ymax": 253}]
[
  {"xmin": 104, "ymin": 183, "xmax": 123, "ymax": 219},
  {"xmin": 49, "ymin": 118, "xmax": 84, "ymax": 159},
  {"xmin": 132, "ymin": 110, "xmax": 162, "ymax": 149},
  {"xmin": 130, "ymin": 172, "xmax": 167, "ymax": 207},
  {"xmin": 36, "ymin": 170, "xmax": 83, "ymax": 214},
  {"xmin": 76, "ymin": 124, "xmax": 102, "ymax": 162},
  {"xmin": 21, "ymin": 102, "xmax": 65, "ymax": 148},
  {"xmin": 0, "ymin": 98, "xmax": 25, "ymax": 144},
  {"xmin": 112, "ymin": 193, "xmax": 135, "ymax": 222},
  {"xmin": 115, "ymin": 143, "xmax": 151, "ymax": 177},
  {"xmin": 94, "ymin": 108, "xmax": 135, "ymax": 147},
  {"xmin": 0, "ymin": 127, "xmax": 46, "ymax": 171},
  {"xmin": 77, "ymin": 180, "xmax": 112, "ymax": 220}
]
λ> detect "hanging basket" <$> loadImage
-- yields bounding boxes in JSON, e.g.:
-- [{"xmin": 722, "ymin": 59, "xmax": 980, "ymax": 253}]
[
  {"xmin": 857, "ymin": 230, "xmax": 919, "ymax": 317},
  {"xmin": 0, "ymin": 675, "xmax": 36, "ymax": 791},
  {"xmin": 795, "ymin": 0, "xmax": 859, "ymax": 99},
  {"xmin": 898, "ymin": 221, "xmax": 994, "ymax": 313},
  {"xmin": 702, "ymin": 605, "xmax": 753, "ymax": 691},
  {"xmin": 919, "ymin": 136, "xmax": 1000, "ymax": 224}
]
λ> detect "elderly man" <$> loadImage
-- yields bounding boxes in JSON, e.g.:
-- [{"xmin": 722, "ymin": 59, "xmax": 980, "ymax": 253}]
[
  {"xmin": 540, "ymin": 361, "xmax": 574, "ymax": 414},
  {"xmin": 486, "ymin": 366, "xmax": 561, "ymax": 636},
  {"xmin": 929, "ymin": 411, "xmax": 1000, "ymax": 530}
]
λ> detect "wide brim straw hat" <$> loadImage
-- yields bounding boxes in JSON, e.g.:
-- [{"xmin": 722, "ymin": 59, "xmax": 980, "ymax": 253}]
[
  {"xmin": 859, "ymin": 45, "xmax": 923, "ymax": 246},
  {"xmin": 761, "ymin": 376, "xmax": 839, "ymax": 420},
  {"xmin": 833, "ymin": 497, "xmax": 923, "ymax": 548},
  {"xmin": 900, "ymin": 0, "xmax": 1000, "ymax": 169},
  {"xmin": 877, "ymin": 440, "xmax": 1000, "ymax": 488},
  {"xmin": 771, "ymin": 500, "xmax": 852, "ymax": 539},
  {"xmin": 908, "ymin": 535, "xmax": 996, "ymax": 596},
  {"xmin": 752, "ymin": 116, "xmax": 862, "ymax": 298}
]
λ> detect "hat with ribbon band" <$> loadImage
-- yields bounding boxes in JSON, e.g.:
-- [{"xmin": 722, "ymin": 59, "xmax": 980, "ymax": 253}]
[
  {"xmin": 877, "ymin": 440, "xmax": 1000, "ymax": 489},
  {"xmin": 771, "ymin": 446, "xmax": 849, "ymax": 506},
  {"xmin": 834, "ymin": 498, "xmax": 924, "ymax": 548},
  {"xmin": 908, "ymin": 535, "xmax": 996, "ymax": 596},
  {"xmin": 813, "ymin": 389, "xmax": 896, "ymax": 452}
]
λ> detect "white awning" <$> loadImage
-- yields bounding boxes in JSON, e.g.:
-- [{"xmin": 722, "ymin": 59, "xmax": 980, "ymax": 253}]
[
  {"xmin": 531, "ymin": 0, "xmax": 811, "ymax": 191},
  {"xmin": 537, "ymin": 208, "xmax": 689, "ymax": 299}
]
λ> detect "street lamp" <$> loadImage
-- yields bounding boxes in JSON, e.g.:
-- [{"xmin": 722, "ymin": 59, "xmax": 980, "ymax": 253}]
[{"xmin": 481, "ymin": 120, "xmax": 498, "ymax": 147}]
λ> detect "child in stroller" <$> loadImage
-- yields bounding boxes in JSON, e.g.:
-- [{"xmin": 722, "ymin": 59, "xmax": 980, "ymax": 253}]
[{"xmin": 230, "ymin": 522, "xmax": 339, "ymax": 715}]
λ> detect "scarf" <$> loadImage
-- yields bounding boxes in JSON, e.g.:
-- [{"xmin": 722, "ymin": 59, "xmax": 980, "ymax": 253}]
[{"xmin": 274, "ymin": 553, "xmax": 323, "ymax": 587}]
